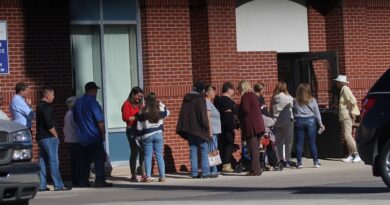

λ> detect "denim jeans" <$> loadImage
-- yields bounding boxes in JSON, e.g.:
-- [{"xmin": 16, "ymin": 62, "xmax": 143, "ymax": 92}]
[
  {"xmin": 209, "ymin": 134, "xmax": 219, "ymax": 175},
  {"xmin": 142, "ymin": 132, "xmax": 165, "ymax": 178},
  {"xmin": 295, "ymin": 116, "xmax": 319, "ymax": 165},
  {"xmin": 188, "ymin": 135, "xmax": 210, "ymax": 177},
  {"xmin": 79, "ymin": 141, "xmax": 106, "ymax": 183},
  {"xmin": 38, "ymin": 137, "xmax": 64, "ymax": 190}
]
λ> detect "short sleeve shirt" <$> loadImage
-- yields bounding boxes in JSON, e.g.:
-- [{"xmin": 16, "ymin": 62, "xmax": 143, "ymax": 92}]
[
  {"xmin": 73, "ymin": 95, "xmax": 104, "ymax": 145},
  {"xmin": 206, "ymin": 100, "xmax": 222, "ymax": 135}
]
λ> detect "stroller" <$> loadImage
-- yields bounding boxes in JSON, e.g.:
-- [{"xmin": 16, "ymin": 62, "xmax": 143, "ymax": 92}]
[
  {"xmin": 235, "ymin": 114, "xmax": 280, "ymax": 173},
  {"xmin": 259, "ymin": 115, "xmax": 281, "ymax": 171}
]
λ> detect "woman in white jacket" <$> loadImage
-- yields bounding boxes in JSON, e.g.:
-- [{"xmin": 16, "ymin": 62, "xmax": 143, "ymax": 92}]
[
  {"xmin": 137, "ymin": 93, "xmax": 169, "ymax": 183},
  {"xmin": 271, "ymin": 81, "xmax": 294, "ymax": 169}
]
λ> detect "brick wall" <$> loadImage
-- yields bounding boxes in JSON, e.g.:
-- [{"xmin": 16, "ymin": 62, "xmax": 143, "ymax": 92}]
[
  {"xmin": 0, "ymin": 0, "xmax": 73, "ymax": 178},
  {"xmin": 307, "ymin": 0, "xmax": 390, "ymax": 108},
  {"xmin": 141, "ymin": 0, "xmax": 193, "ymax": 172},
  {"xmin": 189, "ymin": 1, "xmax": 210, "ymax": 83},
  {"xmin": 341, "ymin": 0, "xmax": 390, "ymax": 104}
]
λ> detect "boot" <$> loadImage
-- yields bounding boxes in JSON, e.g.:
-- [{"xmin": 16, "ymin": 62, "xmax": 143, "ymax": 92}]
[{"xmin": 222, "ymin": 163, "xmax": 234, "ymax": 173}]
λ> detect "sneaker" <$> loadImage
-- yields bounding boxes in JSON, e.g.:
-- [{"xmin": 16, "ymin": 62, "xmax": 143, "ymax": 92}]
[
  {"xmin": 352, "ymin": 155, "xmax": 362, "ymax": 163},
  {"xmin": 130, "ymin": 177, "xmax": 139, "ymax": 182},
  {"xmin": 142, "ymin": 177, "xmax": 152, "ymax": 183},
  {"xmin": 314, "ymin": 162, "xmax": 322, "ymax": 168},
  {"xmin": 159, "ymin": 178, "xmax": 166, "ymax": 182},
  {"xmin": 296, "ymin": 164, "xmax": 303, "ymax": 169},
  {"xmin": 200, "ymin": 175, "xmax": 211, "ymax": 179},
  {"xmin": 54, "ymin": 187, "xmax": 71, "ymax": 191},
  {"xmin": 191, "ymin": 175, "xmax": 200, "ymax": 179},
  {"xmin": 94, "ymin": 180, "xmax": 114, "ymax": 188},
  {"xmin": 209, "ymin": 174, "xmax": 218, "ymax": 178},
  {"xmin": 342, "ymin": 155, "xmax": 353, "ymax": 163},
  {"xmin": 39, "ymin": 187, "xmax": 50, "ymax": 192},
  {"xmin": 222, "ymin": 164, "xmax": 234, "ymax": 173}
]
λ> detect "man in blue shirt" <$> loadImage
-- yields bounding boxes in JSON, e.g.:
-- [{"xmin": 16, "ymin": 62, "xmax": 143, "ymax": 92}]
[
  {"xmin": 10, "ymin": 82, "xmax": 35, "ymax": 130},
  {"xmin": 73, "ymin": 81, "xmax": 113, "ymax": 188}
]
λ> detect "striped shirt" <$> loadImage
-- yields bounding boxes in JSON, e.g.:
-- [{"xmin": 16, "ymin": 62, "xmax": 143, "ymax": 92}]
[{"xmin": 137, "ymin": 101, "xmax": 169, "ymax": 140}]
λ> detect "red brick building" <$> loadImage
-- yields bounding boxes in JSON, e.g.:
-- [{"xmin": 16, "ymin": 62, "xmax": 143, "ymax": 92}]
[{"xmin": 0, "ymin": 0, "xmax": 389, "ymax": 175}]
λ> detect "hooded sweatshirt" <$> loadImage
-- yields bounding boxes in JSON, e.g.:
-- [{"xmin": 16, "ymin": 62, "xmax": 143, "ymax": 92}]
[{"xmin": 176, "ymin": 91, "xmax": 210, "ymax": 141}]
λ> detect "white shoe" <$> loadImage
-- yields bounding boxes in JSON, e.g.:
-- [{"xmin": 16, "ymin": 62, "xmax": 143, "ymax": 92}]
[
  {"xmin": 342, "ymin": 155, "xmax": 353, "ymax": 163},
  {"xmin": 352, "ymin": 155, "xmax": 361, "ymax": 163}
]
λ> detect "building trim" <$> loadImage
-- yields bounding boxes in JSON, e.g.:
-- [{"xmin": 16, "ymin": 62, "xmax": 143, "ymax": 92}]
[
  {"xmin": 140, "ymin": 0, "xmax": 189, "ymax": 7},
  {"xmin": 344, "ymin": 0, "xmax": 390, "ymax": 8}
]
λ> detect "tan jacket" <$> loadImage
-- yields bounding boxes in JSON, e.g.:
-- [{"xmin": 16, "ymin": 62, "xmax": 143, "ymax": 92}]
[{"xmin": 339, "ymin": 85, "xmax": 360, "ymax": 121}]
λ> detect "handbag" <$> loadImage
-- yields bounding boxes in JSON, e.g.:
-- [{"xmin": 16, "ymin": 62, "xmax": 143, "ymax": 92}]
[
  {"xmin": 274, "ymin": 104, "xmax": 293, "ymax": 128},
  {"xmin": 208, "ymin": 140, "xmax": 222, "ymax": 167}
]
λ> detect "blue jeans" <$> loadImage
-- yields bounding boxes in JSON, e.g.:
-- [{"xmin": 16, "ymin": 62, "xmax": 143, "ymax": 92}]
[
  {"xmin": 38, "ymin": 137, "xmax": 64, "ymax": 190},
  {"xmin": 188, "ymin": 135, "xmax": 210, "ymax": 177},
  {"xmin": 142, "ymin": 132, "xmax": 165, "ymax": 178},
  {"xmin": 295, "ymin": 116, "xmax": 319, "ymax": 165},
  {"xmin": 208, "ymin": 134, "xmax": 219, "ymax": 175}
]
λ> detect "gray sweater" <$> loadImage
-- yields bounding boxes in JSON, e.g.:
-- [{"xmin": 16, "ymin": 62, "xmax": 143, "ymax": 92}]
[{"xmin": 293, "ymin": 98, "xmax": 322, "ymax": 125}]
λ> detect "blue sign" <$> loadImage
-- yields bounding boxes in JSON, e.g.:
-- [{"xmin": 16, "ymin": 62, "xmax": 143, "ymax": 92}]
[{"xmin": 0, "ymin": 22, "xmax": 9, "ymax": 74}]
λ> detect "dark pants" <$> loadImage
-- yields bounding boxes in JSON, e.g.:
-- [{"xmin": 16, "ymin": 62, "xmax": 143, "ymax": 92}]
[
  {"xmin": 247, "ymin": 136, "xmax": 262, "ymax": 175},
  {"xmin": 218, "ymin": 130, "xmax": 235, "ymax": 164},
  {"xmin": 126, "ymin": 127, "xmax": 144, "ymax": 177},
  {"xmin": 79, "ymin": 141, "xmax": 106, "ymax": 184},
  {"xmin": 67, "ymin": 143, "xmax": 82, "ymax": 186}
]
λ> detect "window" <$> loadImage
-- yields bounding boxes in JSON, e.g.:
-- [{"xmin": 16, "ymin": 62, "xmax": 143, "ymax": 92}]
[
  {"xmin": 70, "ymin": 0, "xmax": 141, "ymax": 163},
  {"xmin": 104, "ymin": 25, "xmax": 138, "ymax": 128},
  {"xmin": 71, "ymin": 26, "xmax": 104, "ymax": 104}
]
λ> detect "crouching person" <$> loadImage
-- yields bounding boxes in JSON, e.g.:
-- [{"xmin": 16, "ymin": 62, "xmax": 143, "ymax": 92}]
[{"xmin": 137, "ymin": 93, "xmax": 169, "ymax": 182}]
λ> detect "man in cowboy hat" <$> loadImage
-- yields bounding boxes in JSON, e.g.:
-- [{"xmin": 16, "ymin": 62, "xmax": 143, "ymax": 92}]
[{"xmin": 334, "ymin": 75, "xmax": 361, "ymax": 163}]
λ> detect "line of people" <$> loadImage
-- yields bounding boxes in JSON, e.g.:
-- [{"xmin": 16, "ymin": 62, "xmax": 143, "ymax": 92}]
[
  {"xmin": 175, "ymin": 76, "xmax": 360, "ymax": 178},
  {"xmin": 0, "ymin": 74, "xmax": 360, "ymax": 186}
]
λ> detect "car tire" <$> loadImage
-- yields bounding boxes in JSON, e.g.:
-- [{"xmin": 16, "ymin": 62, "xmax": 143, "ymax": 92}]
[{"xmin": 379, "ymin": 140, "xmax": 390, "ymax": 187}]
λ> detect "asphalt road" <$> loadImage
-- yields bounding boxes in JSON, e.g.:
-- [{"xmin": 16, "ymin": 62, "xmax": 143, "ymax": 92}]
[{"xmin": 31, "ymin": 159, "xmax": 390, "ymax": 205}]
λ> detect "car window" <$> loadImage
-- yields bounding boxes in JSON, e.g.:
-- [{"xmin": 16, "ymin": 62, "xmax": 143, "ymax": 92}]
[{"xmin": 369, "ymin": 68, "xmax": 390, "ymax": 92}]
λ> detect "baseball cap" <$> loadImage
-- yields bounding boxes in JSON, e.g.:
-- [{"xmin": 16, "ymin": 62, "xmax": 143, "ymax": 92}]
[{"xmin": 85, "ymin": 81, "xmax": 100, "ymax": 91}]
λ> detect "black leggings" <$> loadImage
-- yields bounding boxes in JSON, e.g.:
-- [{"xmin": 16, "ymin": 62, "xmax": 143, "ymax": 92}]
[
  {"xmin": 126, "ymin": 127, "xmax": 144, "ymax": 177},
  {"xmin": 218, "ymin": 130, "xmax": 235, "ymax": 164}
]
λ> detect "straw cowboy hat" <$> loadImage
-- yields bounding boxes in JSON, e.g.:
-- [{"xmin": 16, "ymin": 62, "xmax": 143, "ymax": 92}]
[{"xmin": 334, "ymin": 75, "xmax": 349, "ymax": 84}]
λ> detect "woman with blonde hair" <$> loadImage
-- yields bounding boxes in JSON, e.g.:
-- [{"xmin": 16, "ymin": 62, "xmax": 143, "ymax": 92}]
[
  {"xmin": 293, "ymin": 83, "xmax": 325, "ymax": 168},
  {"xmin": 271, "ymin": 81, "xmax": 294, "ymax": 169},
  {"xmin": 238, "ymin": 80, "xmax": 265, "ymax": 176}
]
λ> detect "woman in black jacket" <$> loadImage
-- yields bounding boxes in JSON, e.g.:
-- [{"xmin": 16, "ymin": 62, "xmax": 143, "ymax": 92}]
[{"xmin": 214, "ymin": 81, "xmax": 237, "ymax": 173}]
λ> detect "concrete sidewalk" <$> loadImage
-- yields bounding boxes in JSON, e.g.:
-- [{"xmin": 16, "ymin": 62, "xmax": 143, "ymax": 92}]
[
  {"xmin": 34, "ymin": 157, "xmax": 388, "ymax": 205},
  {"xmin": 108, "ymin": 158, "xmax": 372, "ymax": 184}
]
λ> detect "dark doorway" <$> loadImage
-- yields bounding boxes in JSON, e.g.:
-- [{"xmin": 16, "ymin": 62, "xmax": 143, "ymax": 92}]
[
  {"xmin": 277, "ymin": 51, "xmax": 345, "ymax": 158},
  {"xmin": 277, "ymin": 51, "xmax": 339, "ymax": 108}
]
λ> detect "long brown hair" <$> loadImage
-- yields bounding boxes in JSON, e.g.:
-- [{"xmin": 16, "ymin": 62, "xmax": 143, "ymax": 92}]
[
  {"xmin": 296, "ymin": 83, "xmax": 313, "ymax": 105},
  {"xmin": 127, "ymin": 87, "xmax": 143, "ymax": 106},
  {"xmin": 272, "ymin": 81, "xmax": 289, "ymax": 96},
  {"xmin": 141, "ymin": 93, "xmax": 160, "ymax": 123}
]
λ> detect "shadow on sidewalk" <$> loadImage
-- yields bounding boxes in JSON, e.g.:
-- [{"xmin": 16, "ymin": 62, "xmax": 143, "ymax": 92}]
[{"xmin": 110, "ymin": 184, "xmax": 390, "ymax": 195}]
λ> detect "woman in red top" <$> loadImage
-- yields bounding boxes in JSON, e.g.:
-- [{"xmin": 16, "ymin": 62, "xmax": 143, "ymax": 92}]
[
  {"xmin": 238, "ymin": 80, "xmax": 265, "ymax": 176},
  {"xmin": 122, "ymin": 87, "xmax": 144, "ymax": 182}
]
